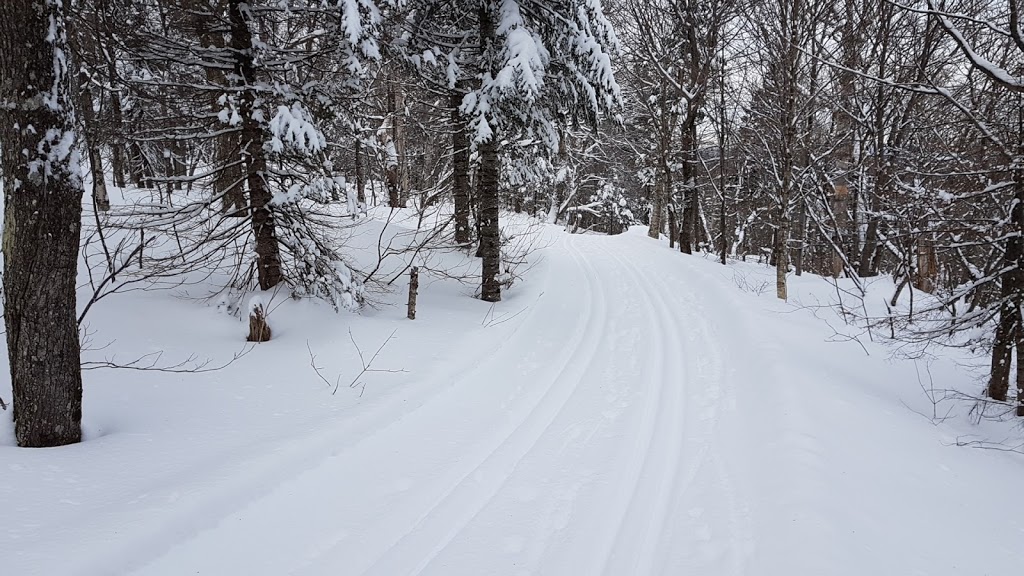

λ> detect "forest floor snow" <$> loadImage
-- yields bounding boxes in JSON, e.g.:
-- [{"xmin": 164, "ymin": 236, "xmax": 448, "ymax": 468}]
[{"xmin": 2, "ymin": 221, "xmax": 1024, "ymax": 575}]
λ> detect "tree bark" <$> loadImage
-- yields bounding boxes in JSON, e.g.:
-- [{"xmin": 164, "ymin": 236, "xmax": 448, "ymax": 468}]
[
  {"xmin": 668, "ymin": 204, "xmax": 677, "ymax": 249},
  {"xmin": 648, "ymin": 109, "xmax": 671, "ymax": 240},
  {"xmin": 95, "ymin": 0, "xmax": 127, "ymax": 189},
  {"xmin": 476, "ymin": 2, "xmax": 501, "ymax": 302},
  {"xmin": 77, "ymin": 71, "xmax": 110, "ymax": 211},
  {"xmin": 550, "ymin": 128, "xmax": 569, "ymax": 224},
  {"xmin": 355, "ymin": 135, "xmax": 366, "ymax": 205},
  {"xmin": 679, "ymin": 121, "xmax": 697, "ymax": 254},
  {"xmin": 188, "ymin": 0, "xmax": 246, "ymax": 215},
  {"xmin": 1, "ymin": 0, "xmax": 85, "ymax": 447},
  {"xmin": 392, "ymin": 77, "xmax": 408, "ymax": 206},
  {"xmin": 407, "ymin": 266, "xmax": 419, "ymax": 320},
  {"xmin": 986, "ymin": 301, "xmax": 1016, "ymax": 402},
  {"xmin": 451, "ymin": 87, "xmax": 472, "ymax": 244},
  {"xmin": 229, "ymin": 0, "xmax": 282, "ymax": 289},
  {"xmin": 192, "ymin": 0, "xmax": 243, "ymax": 214},
  {"xmin": 383, "ymin": 73, "xmax": 405, "ymax": 208},
  {"xmin": 478, "ymin": 137, "xmax": 501, "ymax": 302}
]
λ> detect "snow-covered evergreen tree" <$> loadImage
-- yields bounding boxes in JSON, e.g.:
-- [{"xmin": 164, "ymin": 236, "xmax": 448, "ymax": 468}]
[{"xmin": 404, "ymin": 0, "xmax": 622, "ymax": 301}]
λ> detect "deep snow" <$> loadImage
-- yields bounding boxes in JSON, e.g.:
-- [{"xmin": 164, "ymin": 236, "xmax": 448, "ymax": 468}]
[{"xmin": 2, "ymin": 216, "xmax": 1024, "ymax": 575}]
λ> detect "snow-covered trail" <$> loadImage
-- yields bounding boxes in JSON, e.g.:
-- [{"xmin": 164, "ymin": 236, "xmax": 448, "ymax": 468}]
[
  {"xmin": 9, "ymin": 228, "xmax": 1023, "ymax": 575},
  {"xmin": 122, "ymin": 231, "xmax": 761, "ymax": 576}
]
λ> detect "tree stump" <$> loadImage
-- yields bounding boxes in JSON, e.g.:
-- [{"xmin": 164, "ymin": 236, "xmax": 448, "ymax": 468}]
[{"xmin": 247, "ymin": 299, "xmax": 272, "ymax": 342}]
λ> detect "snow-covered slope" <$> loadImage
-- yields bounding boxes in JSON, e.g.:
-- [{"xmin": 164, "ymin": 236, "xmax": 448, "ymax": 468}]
[{"xmin": 2, "ymin": 225, "xmax": 1023, "ymax": 575}]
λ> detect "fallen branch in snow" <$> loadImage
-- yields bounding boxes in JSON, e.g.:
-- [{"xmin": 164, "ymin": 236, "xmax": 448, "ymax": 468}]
[
  {"xmin": 480, "ymin": 292, "xmax": 544, "ymax": 328},
  {"xmin": 343, "ymin": 329, "xmax": 406, "ymax": 397},
  {"xmin": 731, "ymin": 270, "xmax": 769, "ymax": 296},
  {"xmin": 899, "ymin": 360, "xmax": 956, "ymax": 425},
  {"xmin": 952, "ymin": 437, "xmax": 1024, "ymax": 454},
  {"xmin": 308, "ymin": 329, "xmax": 406, "ymax": 397},
  {"xmin": 307, "ymin": 341, "xmax": 339, "ymax": 391},
  {"xmin": 80, "ymin": 345, "xmax": 253, "ymax": 373}
]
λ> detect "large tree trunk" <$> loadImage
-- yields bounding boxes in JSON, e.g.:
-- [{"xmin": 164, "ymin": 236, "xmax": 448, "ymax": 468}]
[
  {"xmin": 450, "ymin": 87, "xmax": 472, "ymax": 244},
  {"xmin": 1, "ymin": 0, "xmax": 85, "ymax": 448},
  {"xmin": 229, "ymin": 0, "xmax": 282, "ymax": 289}
]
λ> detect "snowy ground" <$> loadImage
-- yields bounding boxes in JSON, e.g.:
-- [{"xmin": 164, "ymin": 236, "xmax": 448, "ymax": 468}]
[{"xmin": 2, "ymin": 217, "xmax": 1024, "ymax": 575}]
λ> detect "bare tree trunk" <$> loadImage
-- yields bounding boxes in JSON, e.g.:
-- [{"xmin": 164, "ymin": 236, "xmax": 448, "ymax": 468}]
[
  {"xmin": 1, "ymin": 0, "xmax": 85, "ymax": 447},
  {"xmin": 648, "ymin": 106, "xmax": 671, "ymax": 239},
  {"xmin": 393, "ymin": 78, "xmax": 408, "ymax": 206},
  {"xmin": 78, "ymin": 71, "xmax": 110, "ymax": 211},
  {"xmin": 858, "ymin": 129, "xmax": 886, "ymax": 277},
  {"xmin": 831, "ymin": 181, "xmax": 850, "ymax": 278},
  {"xmin": 679, "ymin": 121, "xmax": 697, "ymax": 254},
  {"xmin": 914, "ymin": 232, "xmax": 937, "ymax": 292},
  {"xmin": 775, "ymin": 203, "xmax": 790, "ymax": 300},
  {"xmin": 108, "ymin": 84, "xmax": 128, "ymax": 189},
  {"xmin": 383, "ymin": 73, "xmax": 405, "ymax": 208},
  {"xmin": 407, "ymin": 266, "xmax": 419, "ymax": 320},
  {"xmin": 477, "ymin": 3, "xmax": 500, "ymax": 301},
  {"xmin": 774, "ymin": 0, "xmax": 805, "ymax": 301},
  {"xmin": 94, "ymin": 0, "xmax": 128, "ymax": 190},
  {"xmin": 987, "ymin": 302, "xmax": 1016, "ymax": 402},
  {"xmin": 668, "ymin": 204, "xmax": 678, "ymax": 249},
  {"xmin": 793, "ymin": 197, "xmax": 806, "ymax": 276},
  {"xmin": 451, "ymin": 87, "xmax": 472, "ymax": 244},
  {"xmin": 718, "ymin": 47, "xmax": 729, "ymax": 265},
  {"xmin": 987, "ymin": 145, "xmax": 1024, "ymax": 404},
  {"xmin": 478, "ymin": 136, "xmax": 501, "ymax": 302},
  {"xmin": 1016, "ymin": 335, "xmax": 1024, "ymax": 417},
  {"xmin": 355, "ymin": 135, "xmax": 366, "ymax": 204},
  {"xmin": 229, "ymin": 0, "xmax": 281, "ymax": 289},
  {"xmin": 551, "ymin": 128, "xmax": 569, "ymax": 223},
  {"xmin": 108, "ymin": 87, "xmax": 127, "ymax": 189},
  {"xmin": 648, "ymin": 174, "xmax": 664, "ymax": 239},
  {"xmin": 188, "ymin": 0, "xmax": 245, "ymax": 214}
]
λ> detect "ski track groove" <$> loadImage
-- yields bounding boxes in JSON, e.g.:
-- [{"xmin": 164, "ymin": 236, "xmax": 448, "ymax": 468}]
[
  {"xmin": 646, "ymin": 252, "xmax": 728, "ymax": 574},
  {"xmin": 358, "ymin": 235, "xmax": 610, "ymax": 576},
  {"xmin": 656, "ymin": 247, "xmax": 762, "ymax": 575},
  {"xmin": 581, "ymin": 239, "xmax": 683, "ymax": 576}
]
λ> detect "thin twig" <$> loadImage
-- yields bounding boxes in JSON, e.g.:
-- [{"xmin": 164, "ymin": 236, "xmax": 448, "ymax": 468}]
[{"xmin": 338, "ymin": 328, "xmax": 406, "ymax": 396}]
